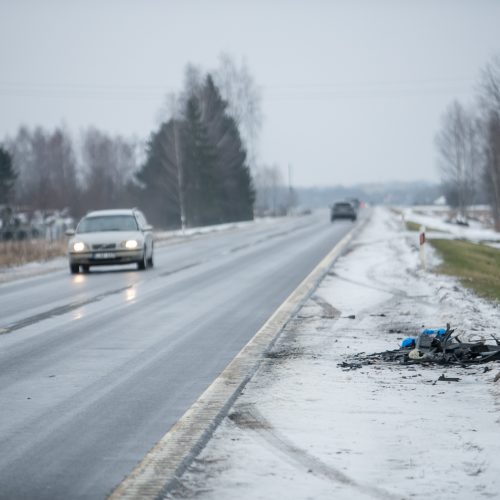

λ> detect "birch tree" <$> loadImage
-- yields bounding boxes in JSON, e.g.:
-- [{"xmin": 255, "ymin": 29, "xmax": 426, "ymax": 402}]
[
  {"xmin": 214, "ymin": 53, "xmax": 262, "ymax": 171},
  {"xmin": 478, "ymin": 56, "xmax": 500, "ymax": 230},
  {"xmin": 435, "ymin": 101, "xmax": 480, "ymax": 219}
]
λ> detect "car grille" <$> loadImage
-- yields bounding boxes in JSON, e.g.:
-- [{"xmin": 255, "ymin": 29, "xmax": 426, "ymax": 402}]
[{"xmin": 92, "ymin": 243, "xmax": 117, "ymax": 250}]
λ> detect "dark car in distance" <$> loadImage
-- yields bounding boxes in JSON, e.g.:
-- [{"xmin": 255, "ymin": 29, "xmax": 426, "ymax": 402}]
[{"xmin": 331, "ymin": 202, "xmax": 357, "ymax": 222}]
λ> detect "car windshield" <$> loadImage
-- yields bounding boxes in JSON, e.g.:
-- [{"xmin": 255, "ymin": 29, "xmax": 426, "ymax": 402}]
[{"xmin": 77, "ymin": 215, "xmax": 138, "ymax": 233}]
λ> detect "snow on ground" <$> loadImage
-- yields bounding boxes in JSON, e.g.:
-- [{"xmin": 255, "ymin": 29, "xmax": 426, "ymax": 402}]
[
  {"xmin": 154, "ymin": 219, "xmax": 259, "ymax": 242},
  {"xmin": 402, "ymin": 206, "xmax": 500, "ymax": 244},
  {"xmin": 167, "ymin": 206, "xmax": 500, "ymax": 500},
  {"xmin": 0, "ymin": 256, "xmax": 69, "ymax": 284}
]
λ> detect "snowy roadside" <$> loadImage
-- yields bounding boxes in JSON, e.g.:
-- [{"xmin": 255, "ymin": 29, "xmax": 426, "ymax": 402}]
[
  {"xmin": 0, "ymin": 216, "xmax": 288, "ymax": 284},
  {"xmin": 402, "ymin": 206, "xmax": 500, "ymax": 246},
  {"xmin": 167, "ymin": 206, "xmax": 500, "ymax": 500}
]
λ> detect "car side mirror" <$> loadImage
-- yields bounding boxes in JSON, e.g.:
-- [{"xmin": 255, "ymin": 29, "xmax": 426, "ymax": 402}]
[
  {"xmin": 143, "ymin": 225, "xmax": 153, "ymax": 231},
  {"xmin": 65, "ymin": 229, "xmax": 76, "ymax": 236}
]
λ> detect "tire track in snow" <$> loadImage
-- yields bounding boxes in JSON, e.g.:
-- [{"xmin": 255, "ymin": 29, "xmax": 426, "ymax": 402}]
[{"xmin": 228, "ymin": 407, "xmax": 405, "ymax": 500}]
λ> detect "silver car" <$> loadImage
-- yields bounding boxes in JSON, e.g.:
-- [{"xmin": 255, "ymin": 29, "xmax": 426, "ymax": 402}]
[{"xmin": 66, "ymin": 209, "xmax": 154, "ymax": 274}]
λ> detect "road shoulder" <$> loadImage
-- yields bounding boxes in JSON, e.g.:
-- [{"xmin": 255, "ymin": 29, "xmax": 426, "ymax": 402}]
[
  {"xmin": 168, "ymin": 206, "xmax": 500, "ymax": 500},
  {"xmin": 109, "ymin": 214, "xmax": 367, "ymax": 499}
]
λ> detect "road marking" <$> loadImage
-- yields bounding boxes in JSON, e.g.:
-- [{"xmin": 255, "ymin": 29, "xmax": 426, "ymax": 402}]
[
  {"xmin": 109, "ymin": 216, "xmax": 370, "ymax": 500},
  {"xmin": 1, "ymin": 285, "xmax": 133, "ymax": 335}
]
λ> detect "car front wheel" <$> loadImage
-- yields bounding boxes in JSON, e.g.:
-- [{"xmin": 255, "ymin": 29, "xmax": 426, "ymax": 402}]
[
  {"xmin": 137, "ymin": 249, "xmax": 148, "ymax": 270},
  {"xmin": 70, "ymin": 263, "xmax": 79, "ymax": 274},
  {"xmin": 147, "ymin": 248, "xmax": 154, "ymax": 268}
]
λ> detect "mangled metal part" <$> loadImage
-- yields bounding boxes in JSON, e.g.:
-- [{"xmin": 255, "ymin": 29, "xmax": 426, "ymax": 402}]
[{"xmin": 339, "ymin": 323, "xmax": 500, "ymax": 370}]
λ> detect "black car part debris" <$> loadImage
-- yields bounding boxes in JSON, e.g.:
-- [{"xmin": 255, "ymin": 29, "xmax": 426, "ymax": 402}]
[{"xmin": 339, "ymin": 323, "xmax": 500, "ymax": 370}]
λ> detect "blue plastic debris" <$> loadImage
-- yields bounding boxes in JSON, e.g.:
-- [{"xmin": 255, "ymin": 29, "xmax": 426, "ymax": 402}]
[
  {"xmin": 401, "ymin": 328, "xmax": 447, "ymax": 348},
  {"xmin": 422, "ymin": 328, "xmax": 447, "ymax": 337},
  {"xmin": 402, "ymin": 337, "xmax": 416, "ymax": 348}
]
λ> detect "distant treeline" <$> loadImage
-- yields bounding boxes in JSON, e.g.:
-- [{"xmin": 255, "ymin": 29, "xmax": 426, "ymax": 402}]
[
  {"xmin": 1, "ymin": 126, "xmax": 138, "ymax": 219},
  {"xmin": 0, "ymin": 57, "xmax": 260, "ymax": 229},
  {"xmin": 295, "ymin": 182, "xmax": 443, "ymax": 208}
]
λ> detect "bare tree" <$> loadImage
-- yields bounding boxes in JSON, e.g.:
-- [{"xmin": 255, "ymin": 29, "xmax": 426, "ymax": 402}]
[
  {"xmin": 5, "ymin": 126, "xmax": 36, "ymax": 205},
  {"xmin": 81, "ymin": 128, "xmax": 138, "ymax": 211},
  {"xmin": 81, "ymin": 128, "xmax": 116, "ymax": 209},
  {"xmin": 214, "ymin": 53, "xmax": 262, "ymax": 171},
  {"xmin": 254, "ymin": 164, "xmax": 287, "ymax": 216},
  {"xmin": 435, "ymin": 101, "xmax": 480, "ymax": 219},
  {"xmin": 477, "ymin": 55, "xmax": 500, "ymax": 230},
  {"xmin": 46, "ymin": 127, "xmax": 80, "ymax": 212},
  {"xmin": 5, "ymin": 126, "xmax": 80, "ymax": 212}
]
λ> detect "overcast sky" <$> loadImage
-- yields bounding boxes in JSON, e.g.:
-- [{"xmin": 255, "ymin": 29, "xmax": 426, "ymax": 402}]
[{"xmin": 1, "ymin": 0, "xmax": 499, "ymax": 187}]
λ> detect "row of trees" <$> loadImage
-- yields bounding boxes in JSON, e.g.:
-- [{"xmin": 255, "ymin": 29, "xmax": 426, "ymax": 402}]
[
  {"xmin": 0, "ymin": 55, "xmax": 269, "ymax": 229},
  {"xmin": 1, "ymin": 126, "xmax": 139, "ymax": 217},
  {"xmin": 436, "ymin": 54, "xmax": 500, "ymax": 229}
]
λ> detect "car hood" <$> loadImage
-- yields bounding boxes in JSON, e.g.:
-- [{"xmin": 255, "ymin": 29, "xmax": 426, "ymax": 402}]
[{"xmin": 71, "ymin": 231, "xmax": 144, "ymax": 245}]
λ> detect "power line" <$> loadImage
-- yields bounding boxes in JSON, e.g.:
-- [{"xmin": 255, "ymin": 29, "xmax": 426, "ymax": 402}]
[{"xmin": 0, "ymin": 76, "xmax": 475, "ymax": 101}]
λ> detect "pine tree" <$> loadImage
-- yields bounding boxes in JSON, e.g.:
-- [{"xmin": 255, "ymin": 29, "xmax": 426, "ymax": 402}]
[
  {"xmin": 182, "ymin": 95, "xmax": 218, "ymax": 225},
  {"xmin": 135, "ymin": 121, "xmax": 183, "ymax": 228},
  {"xmin": 200, "ymin": 75, "xmax": 254, "ymax": 222},
  {"xmin": 0, "ymin": 147, "xmax": 17, "ymax": 205}
]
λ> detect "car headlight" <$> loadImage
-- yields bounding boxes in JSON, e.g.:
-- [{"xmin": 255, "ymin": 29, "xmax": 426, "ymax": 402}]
[
  {"xmin": 72, "ymin": 241, "xmax": 87, "ymax": 252},
  {"xmin": 124, "ymin": 239, "xmax": 139, "ymax": 249}
]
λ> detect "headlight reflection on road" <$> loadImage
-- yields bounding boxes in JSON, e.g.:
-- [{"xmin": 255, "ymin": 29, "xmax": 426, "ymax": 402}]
[
  {"xmin": 125, "ymin": 287, "xmax": 137, "ymax": 302},
  {"xmin": 73, "ymin": 309, "xmax": 84, "ymax": 320},
  {"xmin": 73, "ymin": 274, "xmax": 86, "ymax": 284}
]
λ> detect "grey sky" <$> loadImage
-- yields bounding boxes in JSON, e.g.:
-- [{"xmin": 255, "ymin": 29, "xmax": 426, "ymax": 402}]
[{"xmin": 1, "ymin": 0, "xmax": 499, "ymax": 187}]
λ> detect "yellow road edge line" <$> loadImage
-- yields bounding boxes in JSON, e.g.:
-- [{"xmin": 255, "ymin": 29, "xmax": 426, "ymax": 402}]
[{"xmin": 109, "ymin": 216, "xmax": 370, "ymax": 500}]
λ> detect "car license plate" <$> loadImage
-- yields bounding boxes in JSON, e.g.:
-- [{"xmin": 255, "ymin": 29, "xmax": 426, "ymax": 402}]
[{"xmin": 93, "ymin": 252, "xmax": 115, "ymax": 259}]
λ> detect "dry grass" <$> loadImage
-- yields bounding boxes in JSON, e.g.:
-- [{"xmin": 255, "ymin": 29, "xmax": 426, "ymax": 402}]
[{"xmin": 0, "ymin": 239, "xmax": 67, "ymax": 268}]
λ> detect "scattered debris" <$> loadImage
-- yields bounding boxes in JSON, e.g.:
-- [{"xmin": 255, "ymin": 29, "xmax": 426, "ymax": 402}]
[
  {"xmin": 340, "ymin": 323, "xmax": 500, "ymax": 370},
  {"xmin": 436, "ymin": 374, "xmax": 461, "ymax": 383},
  {"xmin": 494, "ymin": 372, "xmax": 500, "ymax": 383},
  {"xmin": 265, "ymin": 348, "xmax": 304, "ymax": 360}
]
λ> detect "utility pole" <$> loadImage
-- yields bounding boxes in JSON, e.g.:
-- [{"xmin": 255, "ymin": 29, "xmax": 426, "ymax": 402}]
[{"xmin": 288, "ymin": 163, "xmax": 293, "ymax": 214}]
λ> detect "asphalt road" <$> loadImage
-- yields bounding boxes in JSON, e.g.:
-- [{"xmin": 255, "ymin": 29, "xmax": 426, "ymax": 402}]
[{"xmin": 0, "ymin": 211, "xmax": 359, "ymax": 499}]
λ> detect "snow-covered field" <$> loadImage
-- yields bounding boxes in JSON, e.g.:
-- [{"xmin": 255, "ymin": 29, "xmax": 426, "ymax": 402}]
[
  {"xmin": 402, "ymin": 206, "xmax": 500, "ymax": 246},
  {"xmin": 167, "ymin": 206, "xmax": 500, "ymax": 500}
]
